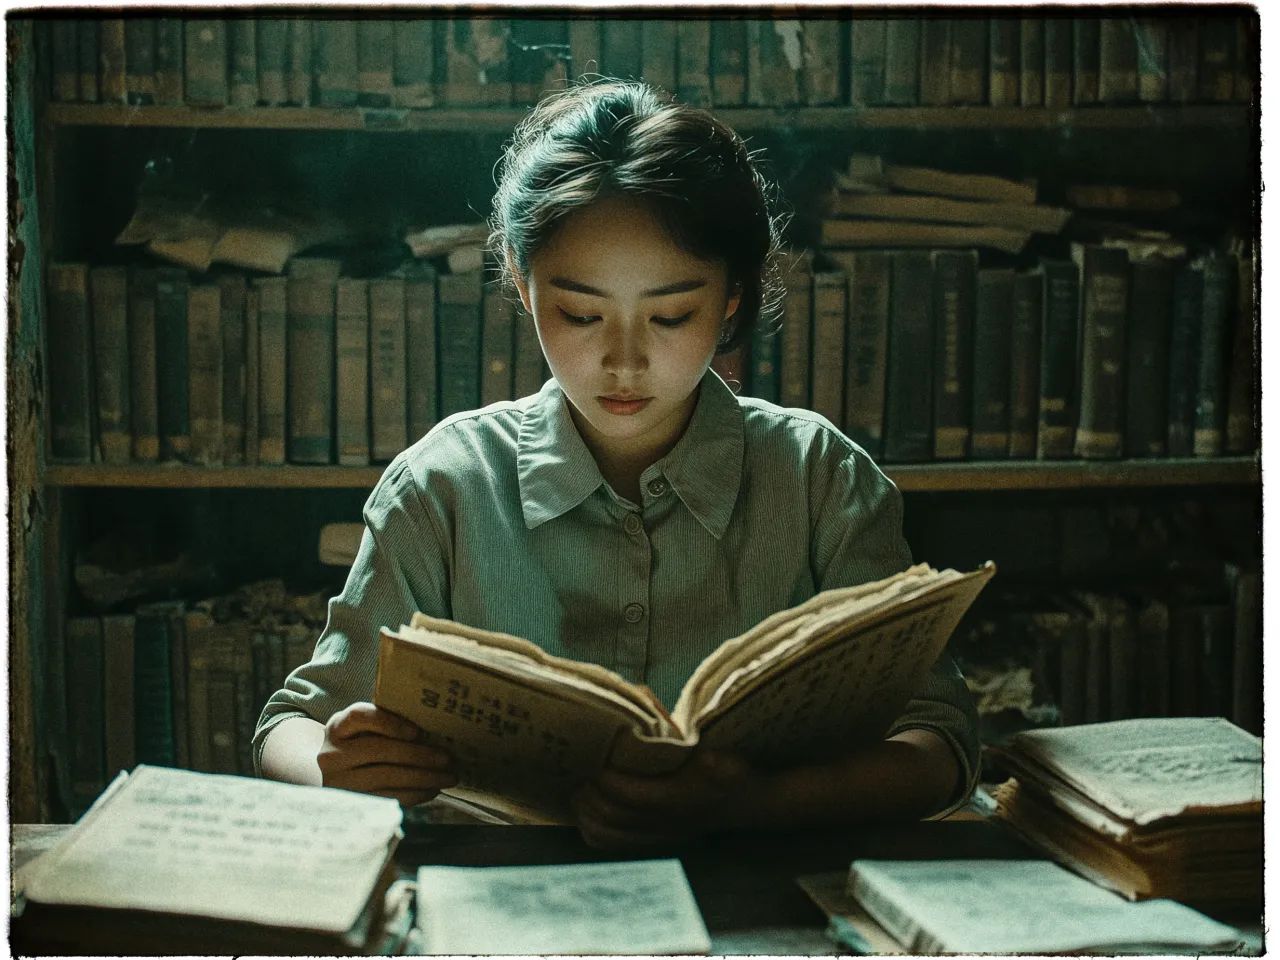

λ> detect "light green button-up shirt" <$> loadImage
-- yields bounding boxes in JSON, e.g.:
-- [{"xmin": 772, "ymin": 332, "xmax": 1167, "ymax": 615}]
[{"xmin": 253, "ymin": 370, "xmax": 981, "ymax": 814}]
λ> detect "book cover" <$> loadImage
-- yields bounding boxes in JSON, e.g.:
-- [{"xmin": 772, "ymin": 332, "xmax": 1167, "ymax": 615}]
[
  {"xmin": 66, "ymin": 617, "xmax": 106, "ymax": 817},
  {"xmin": 218, "ymin": 273, "xmax": 247, "ymax": 465},
  {"xmin": 833, "ymin": 250, "xmax": 888, "ymax": 457},
  {"xmin": 185, "ymin": 19, "xmax": 229, "ymax": 106},
  {"xmin": 1019, "ymin": 17, "xmax": 1044, "ymax": 106},
  {"xmin": 124, "ymin": 18, "xmax": 156, "ymax": 105},
  {"xmin": 1071, "ymin": 18, "xmax": 1100, "ymax": 104},
  {"xmin": 51, "ymin": 19, "xmax": 79, "ymax": 101},
  {"xmin": 164, "ymin": 603, "xmax": 190, "ymax": 770},
  {"xmin": 287, "ymin": 17, "xmax": 313, "ymax": 105},
  {"xmin": 747, "ymin": 19, "xmax": 802, "ymax": 107},
  {"xmin": 1168, "ymin": 601, "xmax": 1199, "ymax": 716},
  {"xmin": 1224, "ymin": 245, "xmax": 1258, "ymax": 454},
  {"xmin": 102, "ymin": 614, "xmax": 136, "ymax": 780},
  {"xmin": 127, "ymin": 267, "xmax": 159, "ymax": 462},
  {"xmin": 371, "ymin": 276, "xmax": 409, "ymax": 461},
  {"xmin": 134, "ymin": 603, "xmax": 176, "ymax": 768},
  {"xmin": 402, "ymin": 265, "xmax": 439, "ymax": 442},
  {"xmin": 392, "ymin": 19, "xmax": 435, "ymax": 107},
  {"xmin": 1135, "ymin": 17, "xmax": 1169, "ymax": 102},
  {"xmin": 208, "ymin": 670, "xmax": 239, "ymax": 775},
  {"xmin": 1193, "ymin": 251, "xmax": 1236, "ymax": 457},
  {"xmin": 243, "ymin": 286, "xmax": 260, "ymax": 465},
  {"xmin": 830, "ymin": 193, "xmax": 1070, "ymax": 235},
  {"xmin": 849, "ymin": 18, "xmax": 887, "ymax": 105},
  {"xmin": 481, "ymin": 281, "xmax": 516, "ymax": 407},
  {"xmin": 988, "ymin": 18, "xmax": 1019, "ymax": 106},
  {"xmin": 809, "ymin": 263, "xmax": 847, "ymax": 428},
  {"xmin": 1071, "ymin": 244, "xmax": 1129, "ymax": 459},
  {"xmin": 99, "ymin": 18, "xmax": 127, "ymax": 103},
  {"xmin": 47, "ymin": 263, "xmax": 93, "ymax": 462},
  {"xmin": 154, "ymin": 18, "xmax": 185, "ymax": 104},
  {"xmin": 1166, "ymin": 260, "xmax": 1201, "ymax": 457},
  {"xmin": 1098, "ymin": 17, "xmax": 1138, "ymax": 103},
  {"xmin": 77, "ymin": 17, "xmax": 99, "ymax": 102},
  {"xmin": 883, "ymin": 251, "xmax": 933, "ymax": 462},
  {"xmin": 822, "ymin": 220, "xmax": 1029, "ymax": 255},
  {"xmin": 1124, "ymin": 255, "xmax": 1174, "ymax": 457},
  {"xmin": 971, "ymin": 268, "xmax": 1013, "ymax": 460},
  {"xmin": 919, "ymin": 19, "xmax": 951, "ymax": 106},
  {"xmin": 336, "ymin": 277, "xmax": 371, "ymax": 466},
  {"xmin": 357, "ymin": 19, "xmax": 394, "ymax": 107},
  {"xmin": 777, "ymin": 248, "xmax": 814, "ymax": 411},
  {"xmin": 675, "ymin": 19, "xmax": 712, "ymax": 106},
  {"xmin": 316, "ymin": 19, "xmax": 359, "ymax": 107},
  {"xmin": 710, "ymin": 19, "xmax": 747, "ymax": 105},
  {"xmin": 801, "ymin": 18, "xmax": 841, "ymax": 105},
  {"xmin": 233, "ymin": 636, "xmax": 256, "ymax": 775},
  {"xmin": 154, "ymin": 267, "xmax": 192, "ymax": 463},
  {"xmin": 228, "ymin": 18, "xmax": 258, "ymax": 106},
  {"xmin": 253, "ymin": 276, "xmax": 287, "ymax": 465},
  {"xmin": 1043, "ymin": 17, "xmax": 1072, "ymax": 107},
  {"xmin": 600, "ymin": 18, "xmax": 642, "ymax": 82},
  {"xmin": 641, "ymin": 20, "xmax": 678, "ymax": 97},
  {"xmin": 948, "ymin": 17, "xmax": 987, "ymax": 105},
  {"xmin": 89, "ymin": 266, "xmax": 132, "ymax": 464},
  {"xmin": 930, "ymin": 250, "xmax": 977, "ymax": 460},
  {"xmin": 183, "ymin": 611, "xmax": 215, "ymax": 773},
  {"xmin": 286, "ymin": 258, "xmax": 341, "ymax": 464},
  {"xmin": 187, "ymin": 283, "xmax": 224, "ymax": 467},
  {"xmin": 1008, "ymin": 268, "xmax": 1042, "ymax": 459},
  {"xmin": 1135, "ymin": 595, "xmax": 1171, "ymax": 719},
  {"xmin": 256, "ymin": 18, "xmax": 288, "ymax": 105},
  {"xmin": 882, "ymin": 18, "xmax": 920, "ymax": 105},
  {"xmin": 437, "ymin": 269, "xmax": 484, "ymax": 419}
]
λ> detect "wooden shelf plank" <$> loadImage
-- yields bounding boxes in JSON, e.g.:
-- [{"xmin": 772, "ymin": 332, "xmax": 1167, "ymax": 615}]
[
  {"xmin": 43, "ymin": 103, "xmax": 1252, "ymax": 133},
  {"xmin": 43, "ymin": 457, "xmax": 1259, "ymax": 491}
]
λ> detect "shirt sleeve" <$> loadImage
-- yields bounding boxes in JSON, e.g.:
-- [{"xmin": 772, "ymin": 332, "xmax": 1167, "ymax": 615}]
[
  {"xmin": 251, "ymin": 456, "xmax": 453, "ymax": 775},
  {"xmin": 809, "ymin": 441, "xmax": 981, "ymax": 819}
]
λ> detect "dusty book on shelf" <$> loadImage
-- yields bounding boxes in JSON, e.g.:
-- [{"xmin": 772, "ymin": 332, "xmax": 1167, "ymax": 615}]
[{"xmin": 374, "ymin": 563, "xmax": 995, "ymax": 824}]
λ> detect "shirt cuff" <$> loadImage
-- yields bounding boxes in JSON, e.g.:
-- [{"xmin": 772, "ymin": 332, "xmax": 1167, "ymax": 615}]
[{"xmin": 886, "ymin": 720, "xmax": 982, "ymax": 821}]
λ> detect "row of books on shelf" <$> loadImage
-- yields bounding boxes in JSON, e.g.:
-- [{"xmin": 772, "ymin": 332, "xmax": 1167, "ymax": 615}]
[
  {"xmin": 61, "ymin": 580, "xmax": 327, "ymax": 819},
  {"xmin": 43, "ymin": 14, "xmax": 1253, "ymax": 111},
  {"xmin": 950, "ymin": 561, "xmax": 1262, "ymax": 737},
  {"xmin": 46, "ymin": 257, "xmax": 548, "ymax": 467},
  {"xmin": 734, "ymin": 241, "xmax": 1257, "ymax": 463}
]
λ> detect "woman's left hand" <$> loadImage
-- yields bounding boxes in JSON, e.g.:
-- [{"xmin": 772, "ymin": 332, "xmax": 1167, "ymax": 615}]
[{"xmin": 570, "ymin": 748, "xmax": 761, "ymax": 851}]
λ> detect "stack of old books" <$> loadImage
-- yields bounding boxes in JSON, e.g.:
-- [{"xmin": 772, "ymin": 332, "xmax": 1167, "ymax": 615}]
[
  {"xmin": 990, "ymin": 716, "xmax": 1263, "ymax": 908},
  {"xmin": 11, "ymin": 765, "xmax": 410, "ymax": 955}
]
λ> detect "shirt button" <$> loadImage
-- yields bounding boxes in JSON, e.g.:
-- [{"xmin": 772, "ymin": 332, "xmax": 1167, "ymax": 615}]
[
  {"xmin": 624, "ymin": 513, "xmax": 643, "ymax": 536},
  {"xmin": 623, "ymin": 603, "xmax": 645, "ymax": 624},
  {"xmin": 647, "ymin": 479, "xmax": 667, "ymax": 497}
]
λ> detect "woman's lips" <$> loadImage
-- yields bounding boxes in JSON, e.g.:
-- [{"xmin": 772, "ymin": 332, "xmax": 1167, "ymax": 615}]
[{"xmin": 598, "ymin": 396, "xmax": 652, "ymax": 416}]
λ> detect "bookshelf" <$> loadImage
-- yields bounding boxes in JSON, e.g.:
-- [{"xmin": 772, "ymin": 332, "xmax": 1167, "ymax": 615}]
[{"xmin": 10, "ymin": 11, "xmax": 1262, "ymax": 825}]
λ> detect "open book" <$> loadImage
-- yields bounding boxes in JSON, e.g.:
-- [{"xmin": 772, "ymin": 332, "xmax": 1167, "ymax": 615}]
[{"xmin": 373, "ymin": 562, "xmax": 995, "ymax": 824}]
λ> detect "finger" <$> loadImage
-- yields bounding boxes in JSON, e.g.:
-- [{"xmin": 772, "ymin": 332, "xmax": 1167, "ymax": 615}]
[
  {"xmin": 329, "ymin": 703, "xmax": 420, "ymax": 742},
  {"xmin": 374, "ymin": 788, "xmax": 449, "ymax": 808}
]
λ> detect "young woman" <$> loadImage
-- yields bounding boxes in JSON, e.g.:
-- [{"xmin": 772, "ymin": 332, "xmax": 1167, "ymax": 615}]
[{"xmin": 255, "ymin": 80, "xmax": 980, "ymax": 850}]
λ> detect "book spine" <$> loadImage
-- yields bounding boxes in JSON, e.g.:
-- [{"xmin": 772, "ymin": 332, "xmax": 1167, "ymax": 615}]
[
  {"xmin": 1124, "ymin": 257, "xmax": 1174, "ymax": 457},
  {"xmin": 316, "ymin": 19, "xmax": 359, "ymax": 107},
  {"xmin": 1196, "ymin": 603, "xmax": 1233, "ymax": 718},
  {"xmin": 208, "ymin": 669, "xmax": 239, "ymax": 775},
  {"xmin": 185, "ymin": 19, "xmax": 229, "ymax": 106},
  {"xmin": 930, "ymin": 250, "xmax": 976, "ymax": 460},
  {"xmin": 1168, "ymin": 602, "xmax": 1199, "ymax": 716},
  {"xmin": 287, "ymin": 18, "xmax": 313, "ymax": 105},
  {"xmin": 243, "ymin": 286, "xmax": 259, "ymax": 465},
  {"xmin": 187, "ymin": 283, "xmax": 224, "ymax": 467},
  {"xmin": 134, "ymin": 608, "xmax": 175, "ymax": 767},
  {"xmin": 1019, "ymin": 17, "xmax": 1044, "ymax": 106},
  {"xmin": 251, "ymin": 631, "xmax": 270, "ymax": 730},
  {"xmin": 89, "ymin": 266, "xmax": 132, "ymax": 464},
  {"xmin": 392, "ymin": 19, "xmax": 435, "ymax": 107},
  {"xmin": 842, "ymin": 251, "xmax": 889, "ymax": 457},
  {"xmin": 1193, "ymin": 252, "xmax": 1235, "ymax": 456},
  {"xmin": 1043, "ymin": 17, "xmax": 1072, "ymax": 108},
  {"xmin": 949, "ymin": 17, "xmax": 987, "ymax": 105},
  {"xmin": 77, "ymin": 18, "xmax": 100, "ymax": 102},
  {"xmin": 154, "ymin": 268, "xmax": 191, "ymax": 463},
  {"xmin": 849, "ymin": 18, "xmax": 887, "ymax": 106},
  {"xmin": 801, "ymin": 19, "xmax": 841, "ymax": 106},
  {"xmin": 218, "ymin": 274, "xmax": 247, "ymax": 465},
  {"xmin": 809, "ymin": 266, "xmax": 847, "ymax": 427},
  {"xmin": 372, "ymin": 276, "xmax": 409, "ymax": 460},
  {"xmin": 286, "ymin": 271, "xmax": 337, "ymax": 464},
  {"xmin": 1225, "ymin": 246, "xmax": 1258, "ymax": 454},
  {"xmin": 1072, "ymin": 17, "xmax": 1100, "ymax": 105},
  {"xmin": 99, "ymin": 18, "xmax": 127, "ymax": 103},
  {"xmin": 1166, "ymin": 261, "xmax": 1202, "ymax": 457},
  {"xmin": 1235, "ymin": 13, "xmax": 1255, "ymax": 104},
  {"xmin": 1008, "ymin": 268, "xmax": 1042, "ymax": 459},
  {"xmin": 127, "ymin": 268, "xmax": 159, "ymax": 462},
  {"xmin": 254, "ymin": 277, "xmax": 288, "ymax": 464},
  {"xmin": 513, "ymin": 307, "xmax": 545, "ymax": 400},
  {"xmin": 778, "ymin": 251, "xmax": 813, "ymax": 411},
  {"xmin": 124, "ymin": 18, "xmax": 156, "ymax": 105},
  {"xmin": 228, "ymin": 17, "xmax": 258, "ymax": 106},
  {"xmin": 1072, "ymin": 244, "xmax": 1129, "ymax": 459},
  {"xmin": 47, "ymin": 263, "xmax": 93, "ymax": 462},
  {"xmin": 66, "ymin": 616, "xmax": 106, "ymax": 816},
  {"xmin": 568, "ymin": 18, "xmax": 601, "ymax": 78},
  {"xmin": 256, "ymin": 18, "xmax": 288, "ymax": 105},
  {"xmin": 1135, "ymin": 17, "xmax": 1169, "ymax": 102},
  {"xmin": 233, "ymin": 636, "xmax": 255, "ymax": 776},
  {"xmin": 988, "ymin": 17, "xmax": 1019, "ymax": 106},
  {"xmin": 641, "ymin": 19, "xmax": 678, "ymax": 97},
  {"xmin": 508, "ymin": 19, "xmax": 539, "ymax": 105},
  {"xmin": 52, "ymin": 19, "xmax": 79, "ymax": 102},
  {"xmin": 481, "ymin": 282, "xmax": 516, "ymax": 406},
  {"xmin": 882, "ymin": 18, "xmax": 920, "ymax": 106},
  {"xmin": 405, "ymin": 271, "xmax": 439, "ymax": 443},
  {"xmin": 747, "ymin": 19, "xmax": 801, "ymax": 107},
  {"xmin": 443, "ymin": 19, "xmax": 511, "ymax": 105},
  {"xmin": 437, "ymin": 270, "xmax": 483, "ymax": 419},
  {"xmin": 1098, "ymin": 16, "xmax": 1138, "ymax": 103},
  {"xmin": 1057, "ymin": 611, "xmax": 1087, "ymax": 726},
  {"xmin": 269, "ymin": 632, "xmax": 287, "ymax": 700},
  {"xmin": 1082, "ymin": 606, "xmax": 1109, "ymax": 723},
  {"xmin": 167, "ymin": 606, "xmax": 189, "ymax": 769},
  {"xmin": 154, "ymin": 18, "xmax": 185, "ymax": 105},
  {"xmin": 1108, "ymin": 599, "xmax": 1137, "ymax": 721},
  {"xmin": 1229, "ymin": 568, "xmax": 1262, "ymax": 734},
  {"xmin": 1198, "ymin": 15, "xmax": 1236, "ymax": 103},
  {"xmin": 1136, "ymin": 597, "xmax": 1171, "ymax": 718},
  {"xmin": 184, "ymin": 613, "xmax": 212, "ymax": 773},
  {"xmin": 747, "ymin": 326, "xmax": 779, "ymax": 406},
  {"xmin": 710, "ymin": 19, "xmax": 747, "ymax": 105},
  {"xmin": 600, "ymin": 18, "xmax": 643, "ymax": 83},
  {"xmin": 1166, "ymin": 17, "xmax": 1199, "ymax": 104},
  {"xmin": 102, "ymin": 614, "xmax": 136, "ymax": 779},
  {"xmin": 675, "ymin": 20, "xmax": 712, "ymax": 106},
  {"xmin": 919, "ymin": 19, "xmax": 951, "ymax": 106},
  {"xmin": 971, "ymin": 268, "xmax": 1014, "ymax": 460},
  {"xmin": 336, "ymin": 278, "xmax": 371, "ymax": 466},
  {"xmin": 357, "ymin": 19, "xmax": 395, "ymax": 106},
  {"xmin": 884, "ymin": 251, "xmax": 934, "ymax": 462}
]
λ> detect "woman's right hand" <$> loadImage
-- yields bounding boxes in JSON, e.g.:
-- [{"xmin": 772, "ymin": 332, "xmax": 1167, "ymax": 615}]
[{"xmin": 317, "ymin": 702, "xmax": 458, "ymax": 807}]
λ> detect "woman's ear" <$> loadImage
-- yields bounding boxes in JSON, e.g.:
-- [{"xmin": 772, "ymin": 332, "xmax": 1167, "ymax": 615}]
[{"xmin": 506, "ymin": 247, "xmax": 533, "ymax": 313}]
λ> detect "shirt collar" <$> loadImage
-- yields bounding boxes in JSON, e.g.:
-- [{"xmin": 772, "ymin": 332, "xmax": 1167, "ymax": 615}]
[{"xmin": 517, "ymin": 369, "xmax": 745, "ymax": 539}]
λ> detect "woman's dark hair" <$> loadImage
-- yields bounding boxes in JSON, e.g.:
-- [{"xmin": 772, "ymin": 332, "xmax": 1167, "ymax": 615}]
[{"xmin": 488, "ymin": 79, "xmax": 786, "ymax": 353}]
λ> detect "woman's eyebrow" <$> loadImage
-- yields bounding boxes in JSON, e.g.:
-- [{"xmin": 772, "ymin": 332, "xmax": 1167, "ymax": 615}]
[{"xmin": 548, "ymin": 277, "xmax": 708, "ymax": 298}]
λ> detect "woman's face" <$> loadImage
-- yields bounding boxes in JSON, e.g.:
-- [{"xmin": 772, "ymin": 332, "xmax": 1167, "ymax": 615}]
[{"xmin": 511, "ymin": 196, "xmax": 741, "ymax": 465}]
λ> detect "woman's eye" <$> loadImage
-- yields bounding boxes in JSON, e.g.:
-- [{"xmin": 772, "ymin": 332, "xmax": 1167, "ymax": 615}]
[
  {"xmin": 653, "ymin": 312, "xmax": 694, "ymax": 328},
  {"xmin": 558, "ymin": 308, "xmax": 600, "ymax": 325}
]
